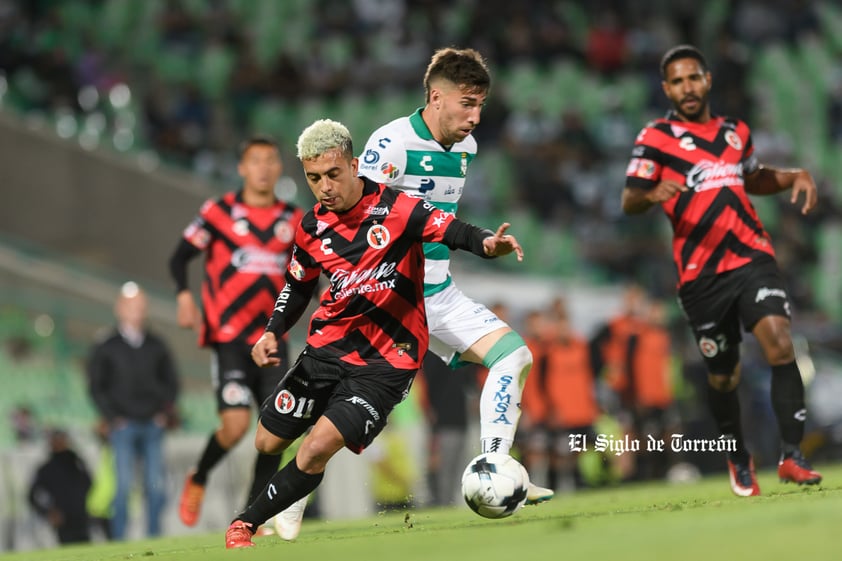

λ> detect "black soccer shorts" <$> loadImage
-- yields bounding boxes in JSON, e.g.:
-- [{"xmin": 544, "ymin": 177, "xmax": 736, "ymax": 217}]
[
  {"xmin": 211, "ymin": 340, "xmax": 288, "ymax": 411},
  {"xmin": 259, "ymin": 347, "xmax": 416, "ymax": 454},
  {"xmin": 678, "ymin": 257, "xmax": 792, "ymax": 374}
]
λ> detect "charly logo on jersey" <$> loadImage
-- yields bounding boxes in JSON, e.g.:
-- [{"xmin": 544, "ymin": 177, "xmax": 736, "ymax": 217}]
[
  {"xmin": 420, "ymin": 155, "xmax": 433, "ymax": 172},
  {"xmin": 320, "ymin": 238, "xmax": 334, "ymax": 255},
  {"xmin": 233, "ymin": 219, "xmax": 250, "ymax": 236},
  {"xmin": 679, "ymin": 136, "xmax": 696, "ymax": 151},
  {"xmin": 367, "ymin": 223, "xmax": 390, "ymax": 249},
  {"xmin": 231, "ymin": 245, "xmax": 287, "ymax": 273},
  {"xmin": 724, "ymin": 130, "xmax": 743, "ymax": 150},
  {"xmin": 274, "ymin": 389, "xmax": 295, "ymax": 414},
  {"xmin": 274, "ymin": 221, "xmax": 294, "ymax": 243},
  {"xmin": 686, "ymin": 160, "xmax": 743, "ymax": 192}
]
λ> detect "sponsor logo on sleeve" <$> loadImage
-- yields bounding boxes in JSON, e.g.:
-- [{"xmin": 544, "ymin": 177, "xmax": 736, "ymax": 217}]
[
  {"xmin": 626, "ymin": 158, "xmax": 658, "ymax": 179},
  {"xmin": 184, "ymin": 222, "xmax": 211, "ymax": 249},
  {"xmin": 379, "ymin": 162, "xmax": 399, "ymax": 179},
  {"xmin": 288, "ymin": 256, "xmax": 305, "ymax": 280}
]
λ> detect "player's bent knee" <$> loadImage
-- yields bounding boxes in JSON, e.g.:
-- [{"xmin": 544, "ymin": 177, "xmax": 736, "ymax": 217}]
[
  {"xmin": 707, "ymin": 371, "xmax": 740, "ymax": 392},
  {"xmin": 764, "ymin": 340, "xmax": 796, "ymax": 366},
  {"xmin": 507, "ymin": 345, "xmax": 532, "ymax": 385},
  {"xmin": 296, "ymin": 437, "xmax": 341, "ymax": 474},
  {"xmin": 483, "ymin": 331, "xmax": 532, "ymax": 387},
  {"xmin": 254, "ymin": 434, "xmax": 284, "ymax": 455},
  {"xmin": 217, "ymin": 423, "xmax": 249, "ymax": 446}
]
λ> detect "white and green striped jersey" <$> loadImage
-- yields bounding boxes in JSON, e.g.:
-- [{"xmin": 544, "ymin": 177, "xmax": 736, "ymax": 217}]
[{"xmin": 358, "ymin": 108, "xmax": 477, "ymax": 296}]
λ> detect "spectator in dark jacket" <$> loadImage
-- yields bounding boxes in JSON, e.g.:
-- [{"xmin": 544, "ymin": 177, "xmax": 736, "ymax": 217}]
[
  {"xmin": 28, "ymin": 429, "xmax": 92, "ymax": 544},
  {"xmin": 88, "ymin": 282, "xmax": 179, "ymax": 540}
]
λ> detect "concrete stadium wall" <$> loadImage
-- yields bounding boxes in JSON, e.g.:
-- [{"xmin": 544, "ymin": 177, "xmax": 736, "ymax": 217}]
[{"xmin": 0, "ymin": 111, "xmax": 214, "ymax": 291}]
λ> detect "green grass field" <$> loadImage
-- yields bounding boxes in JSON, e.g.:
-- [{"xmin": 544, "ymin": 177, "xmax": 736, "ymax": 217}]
[{"xmin": 9, "ymin": 462, "xmax": 841, "ymax": 561}]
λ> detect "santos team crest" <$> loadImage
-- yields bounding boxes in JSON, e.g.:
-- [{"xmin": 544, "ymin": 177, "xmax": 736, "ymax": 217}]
[{"xmin": 367, "ymin": 224, "xmax": 390, "ymax": 249}]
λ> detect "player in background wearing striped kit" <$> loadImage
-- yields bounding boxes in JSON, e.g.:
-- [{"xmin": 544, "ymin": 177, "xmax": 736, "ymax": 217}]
[{"xmin": 622, "ymin": 45, "xmax": 821, "ymax": 496}]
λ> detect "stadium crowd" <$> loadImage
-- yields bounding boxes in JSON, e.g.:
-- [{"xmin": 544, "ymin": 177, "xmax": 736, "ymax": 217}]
[{"xmin": 1, "ymin": 0, "xmax": 840, "ymax": 302}]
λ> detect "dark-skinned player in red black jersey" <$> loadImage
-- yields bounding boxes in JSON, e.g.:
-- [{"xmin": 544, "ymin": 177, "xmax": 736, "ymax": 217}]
[
  {"xmin": 169, "ymin": 136, "xmax": 303, "ymax": 529},
  {"xmin": 622, "ymin": 45, "xmax": 820, "ymax": 497},
  {"xmin": 224, "ymin": 118, "xmax": 523, "ymax": 548}
]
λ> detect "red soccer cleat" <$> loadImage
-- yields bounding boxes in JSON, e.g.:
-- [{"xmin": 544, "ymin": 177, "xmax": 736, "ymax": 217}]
[
  {"xmin": 225, "ymin": 520, "xmax": 255, "ymax": 549},
  {"xmin": 178, "ymin": 471, "xmax": 205, "ymax": 527},
  {"xmin": 778, "ymin": 451, "xmax": 822, "ymax": 485},
  {"xmin": 727, "ymin": 455, "xmax": 761, "ymax": 497}
]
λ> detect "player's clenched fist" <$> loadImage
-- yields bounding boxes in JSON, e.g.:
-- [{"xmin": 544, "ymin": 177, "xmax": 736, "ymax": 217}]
[
  {"xmin": 647, "ymin": 180, "xmax": 688, "ymax": 204},
  {"xmin": 251, "ymin": 332, "xmax": 281, "ymax": 367}
]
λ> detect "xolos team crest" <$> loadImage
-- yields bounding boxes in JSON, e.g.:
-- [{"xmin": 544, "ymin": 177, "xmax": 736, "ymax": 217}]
[{"xmin": 367, "ymin": 224, "xmax": 390, "ymax": 249}]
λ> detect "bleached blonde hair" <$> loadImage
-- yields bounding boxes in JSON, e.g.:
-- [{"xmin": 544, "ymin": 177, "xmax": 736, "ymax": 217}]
[{"xmin": 296, "ymin": 119, "xmax": 354, "ymax": 161}]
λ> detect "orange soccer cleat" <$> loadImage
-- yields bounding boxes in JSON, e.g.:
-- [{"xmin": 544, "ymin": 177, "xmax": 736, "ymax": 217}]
[{"xmin": 178, "ymin": 471, "xmax": 206, "ymax": 527}]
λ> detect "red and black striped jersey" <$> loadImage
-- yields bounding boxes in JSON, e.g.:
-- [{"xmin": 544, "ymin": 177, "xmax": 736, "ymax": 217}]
[
  {"xmin": 270, "ymin": 179, "xmax": 469, "ymax": 371},
  {"xmin": 181, "ymin": 191, "xmax": 302, "ymax": 346},
  {"xmin": 625, "ymin": 112, "xmax": 775, "ymax": 287}
]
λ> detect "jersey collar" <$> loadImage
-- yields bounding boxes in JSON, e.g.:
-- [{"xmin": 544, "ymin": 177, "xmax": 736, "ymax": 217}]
[
  {"xmin": 409, "ymin": 108, "xmax": 434, "ymax": 141},
  {"xmin": 664, "ymin": 109, "xmax": 720, "ymax": 123}
]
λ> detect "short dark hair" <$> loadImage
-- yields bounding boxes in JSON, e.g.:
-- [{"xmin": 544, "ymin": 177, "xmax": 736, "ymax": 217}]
[
  {"xmin": 238, "ymin": 135, "xmax": 279, "ymax": 160},
  {"xmin": 423, "ymin": 47, "xmax": 490, "ymax": 103},
  {"xmin": 660, "ymin": 44, "xmax": 708, "ymax": 78}
]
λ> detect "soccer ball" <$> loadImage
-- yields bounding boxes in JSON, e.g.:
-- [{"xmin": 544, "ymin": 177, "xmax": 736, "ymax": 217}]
[{"xmin": 461, "ymin": 453, "xmax": 528, "ymax": 519}]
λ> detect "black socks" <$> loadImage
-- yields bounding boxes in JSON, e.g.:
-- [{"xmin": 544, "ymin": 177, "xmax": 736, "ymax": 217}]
[
  {"xmin": 193, "ymin": 433, "xmax": 228, "ymax": 485},
  {"xmin": 771, "ymin": 360, "xmax": 806, "ymax": 453},
  {"xmin": 247, "ymin": 453, "xmax": 283, "ymax": 505},
  {"xmin": 706, "ymin": 384, "xmax": 749, "ymax": 463},
  {"xmin": 236, "ymin": 459, "xmax": 324, "ymax": 528}
]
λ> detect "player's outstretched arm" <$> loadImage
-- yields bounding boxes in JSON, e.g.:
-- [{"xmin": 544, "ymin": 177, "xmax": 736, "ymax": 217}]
[
  {"xmin": 744, "ymin": 166, "xmax": 818, "ymax": 215},
  {"xmin": 441, "ymin": 219, "xmax": 524, "ymax": 262}
]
